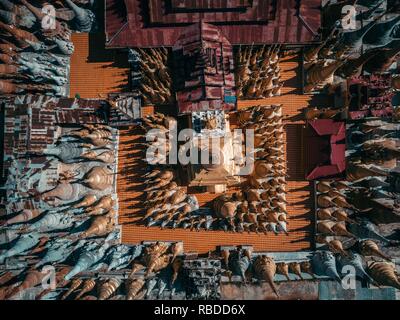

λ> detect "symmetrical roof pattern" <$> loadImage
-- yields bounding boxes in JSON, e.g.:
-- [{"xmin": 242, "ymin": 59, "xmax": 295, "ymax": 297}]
[{"xmin": 105, "ymin": 0, "xmax": 321, "ymax": 47}]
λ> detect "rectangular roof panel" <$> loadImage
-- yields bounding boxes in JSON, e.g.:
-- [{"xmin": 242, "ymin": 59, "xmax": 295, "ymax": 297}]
[{"xmin": 105, "ymin": 0, "xmax": 321, "ymax": 47}]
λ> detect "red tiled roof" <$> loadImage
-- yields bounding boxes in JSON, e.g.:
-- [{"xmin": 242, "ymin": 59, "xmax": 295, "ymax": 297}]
[
  {"xmin": 173, "ymin": 22, "xmax": 236, "ymax": 113},
  {"xmin": 305, "ymin": 120, "xmax": 346, "ymax": 180},
  {"xmin": 171, "ymin": 0, "xmax": 252, "ymax": 10},
  {"xmin": 148, "ymin": 0, "xmax": 273, "ymax": 24},
  {"xmin": 105, "ymin": 0, "xmax": 321, "ymax": 47}
]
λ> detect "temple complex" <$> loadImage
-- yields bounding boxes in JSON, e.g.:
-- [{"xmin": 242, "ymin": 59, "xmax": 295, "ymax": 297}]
[{"xmin": 0, "ymin": 0, "xmax": 399, "ymax": 301}]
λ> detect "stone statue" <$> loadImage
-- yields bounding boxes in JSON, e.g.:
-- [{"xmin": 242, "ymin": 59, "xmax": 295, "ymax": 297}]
[
  {"xmin": 65, "ymin": 0, "xmax": 96, "ymax": 32},
  {"xmin": 0, "ymin": 0, "xmax": 36, "ymax": 28}
]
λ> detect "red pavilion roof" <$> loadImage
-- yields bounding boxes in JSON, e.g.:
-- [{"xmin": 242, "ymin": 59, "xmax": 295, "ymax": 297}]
[
  {"xmin": 173, "ymin": 21, "xmax": 236, "ymax": 113},
  {"xmin": 105, "ymin": 0, "xmax": 321, "ymax": 48},
  {"xmin": 305, "ymin": 119, "xmax": 346, "ymax": 180}
]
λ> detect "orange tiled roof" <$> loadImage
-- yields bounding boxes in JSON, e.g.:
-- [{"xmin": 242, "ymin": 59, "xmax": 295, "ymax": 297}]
[{"xmin": 69, "ymin": 33, "xmax": 129, "ymax": 99}]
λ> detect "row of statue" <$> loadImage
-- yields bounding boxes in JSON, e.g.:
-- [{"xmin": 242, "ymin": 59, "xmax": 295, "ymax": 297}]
[
  {"xmin": 130, "ymin": 48, "xmax": 173, "ymax": 105},
  {"xmin": 0, "ymin": 240, "xmax": 183, "ymax": 300},
  {"xmin": 314, "ymin": 175, "xmax": 400, "ymax": 285},
  {"xmin": 348, "ymin": 119, "xmax": 400, "ymax": 144},
  {"xmin": 0, "ymin": 239, "xmax": 219, "ymax": 300},
  {"xmin": 219, "ymin": 243, "xmax": 399, "ymax": 298},
  {"xmin": 138, "ymin": 113, "xmax": 202, "ymax": 229},
  {"xmin": 316, "ymin": 180, "xmax": 363, "ymax": 244},
  {"xmin": 304, "ymin": 0, "xmax": 400, "ymax": 93},
  {"xmin": 317, "ymin": 170, "xmax": 400, "ymax": 232},
  {"xmin": 2, "ymin": 127, "xmax": 118, "ymax": 233},
  {"xmin": 235, "ymin": 45, "xmax": 283, "ymax": 99},
  {"xmin": 0, "ymin": 122, "xmax": 125, "ymax": 300},
  {"xmin": 211, "ymin": 105, "xmax": 288, "ymax": 233},
  {"xmin": 0, "ymin": 0, "xmax": 96, "ymax": 96},
  {"xmin": 348, "ymin": 119, "xmax": 400, "ymax": 170},
  {"xmin": 2, "ymin": 234, "xmax": 398, "ymax": 300}
]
